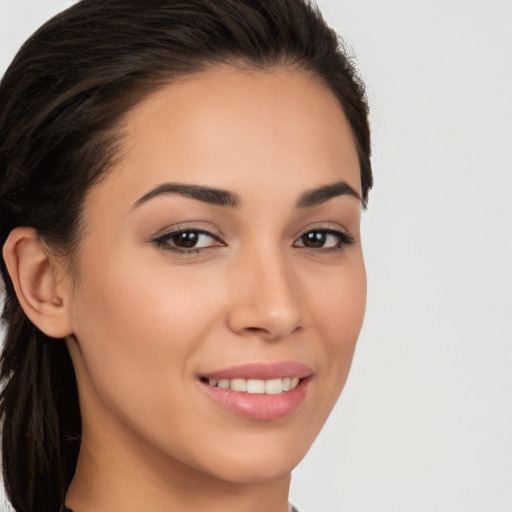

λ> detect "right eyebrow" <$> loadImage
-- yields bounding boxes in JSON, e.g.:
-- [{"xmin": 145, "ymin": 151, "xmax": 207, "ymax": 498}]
[
  {"xmin": 131, "ymin": 183, "xmax": 241, "ymax": 209},
  {"xmin": 296, "ymin": 180, "xmax": 362, "ymax": 208}
]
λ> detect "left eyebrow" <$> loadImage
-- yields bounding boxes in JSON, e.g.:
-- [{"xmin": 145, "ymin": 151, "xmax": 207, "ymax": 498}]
[
  {"xmin": 296, "ymin": 180, "xmax": 362, "ymax": 208},
  {"xmin": 132, "ymin": 183, "xmax": 240, "ymax": 209}
]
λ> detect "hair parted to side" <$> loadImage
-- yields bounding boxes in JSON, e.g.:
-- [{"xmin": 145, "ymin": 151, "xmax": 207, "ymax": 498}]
[{"xmin": 0, "ymin": 1, "xmax": 372, "ymax": 510}]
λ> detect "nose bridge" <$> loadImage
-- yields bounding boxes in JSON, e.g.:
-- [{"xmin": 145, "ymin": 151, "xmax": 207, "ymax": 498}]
[{"xmin": 228, "ymin": 242, "xmax": 302, "ymax": 339}]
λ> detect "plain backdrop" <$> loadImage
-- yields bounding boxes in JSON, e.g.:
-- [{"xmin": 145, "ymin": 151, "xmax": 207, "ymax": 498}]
[{"xmin": 1, "ymin": 1, "xmax": 511, "ymax": 511}]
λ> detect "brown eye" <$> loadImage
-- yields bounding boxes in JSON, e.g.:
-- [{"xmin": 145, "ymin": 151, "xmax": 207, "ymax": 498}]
[
  {"xmin": 171, "ymin": 231, "xmax": 201, "ymax": 248},
  {"xmin": 300, "ymin": 231, "xmax": 327, "ymax": 248},
  {"xmin": 294, "ymin": 229, "xmax": 355, "ymax": 251},
  {"xmin": 154, "ymin": 229, "xmax": 222, "ymax": 252}
]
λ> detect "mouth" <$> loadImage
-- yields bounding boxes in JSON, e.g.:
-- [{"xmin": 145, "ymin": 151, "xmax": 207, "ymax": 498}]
[
  {"xmin": 200, "ymin": 376, "xmax": 301, "ymax": 395},
  {"xmin": 199, "ymin": 361, "xmax": 312, "ymax": 421}
]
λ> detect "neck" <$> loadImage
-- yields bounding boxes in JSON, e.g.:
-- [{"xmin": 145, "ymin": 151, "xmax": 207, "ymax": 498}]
[{"xmin": 66, "ymin": 425, "xmax": 292, "ymax": 512}]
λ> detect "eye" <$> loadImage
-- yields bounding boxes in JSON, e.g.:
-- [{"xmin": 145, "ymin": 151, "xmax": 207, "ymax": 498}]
[
  {"xmin": 294, "ymin": 228, "xmax": 354, "ymax": 251},
  {"xmin": 153, "ymin": 228, "xmax": 222, "ymax": 253}
]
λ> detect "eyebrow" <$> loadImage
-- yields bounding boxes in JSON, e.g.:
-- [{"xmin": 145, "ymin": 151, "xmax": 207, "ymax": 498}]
[
  {"xmin": 296, "ymin": 180, "xmax": 362, "ymax": 208},
  {"xmin": 132, "ymin": 183, "xmax": 240, "ymax": 209},
  {"xmin": 132, "ymin": 179, "xmax": 362, "ymax": 210}
]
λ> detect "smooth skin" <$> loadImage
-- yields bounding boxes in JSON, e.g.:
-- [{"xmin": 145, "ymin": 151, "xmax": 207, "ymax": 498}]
[{"xmin": 4, "ymin": 66, "xmax": 366, "ymax": 512}]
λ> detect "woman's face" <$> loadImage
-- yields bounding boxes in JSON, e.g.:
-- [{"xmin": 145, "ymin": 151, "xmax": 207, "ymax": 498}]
[{"xmin": 65, "ymin": 67, "xmax": 366, "ymax": 484}]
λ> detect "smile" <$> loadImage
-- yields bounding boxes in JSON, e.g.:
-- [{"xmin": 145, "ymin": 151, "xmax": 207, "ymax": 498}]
[
  {"xmin": 203, "ymin": 377, "xmax": 301, "ymax": 394},
  {"xmin": 199, "ymin": 362, "xmax": 312, "ymax": 420}
]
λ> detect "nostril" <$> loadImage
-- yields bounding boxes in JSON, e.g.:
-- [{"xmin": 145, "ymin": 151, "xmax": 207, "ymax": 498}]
[{"xmin": 227, "ymin": 299, "xmax": 302, "ymax": 340}]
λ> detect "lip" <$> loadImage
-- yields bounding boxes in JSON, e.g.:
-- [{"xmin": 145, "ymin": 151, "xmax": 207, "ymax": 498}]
[
  {"xmin": 199, "ymin": 361, "xmax": 313, "ymax": 421},
  {"xmin": 200, "ymin": 361, "xmax": 313, "ymax": 380}
]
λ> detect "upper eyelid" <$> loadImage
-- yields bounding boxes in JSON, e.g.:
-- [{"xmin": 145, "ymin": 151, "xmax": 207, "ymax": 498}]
[
  {"xmin": 151, "ymin": 223, "xmax": 223, "ymax": 240},
  {"xmin": 156, "ymin": 228, "xmax": 222, "ymax": 243},
  {"xmin": 294, "ymin": 223, "xmax": 352, "ymax": 238},
  {"xmin": 295, "ymin": 227, "xmax": 354, "ymax": 241},
  {"xmin": 152, "ymin": 228, "xmax": 224, "ymax": 254},
  {"xmin": 150, "ymin": 224, "xmax": 354, "ymax": 245}
]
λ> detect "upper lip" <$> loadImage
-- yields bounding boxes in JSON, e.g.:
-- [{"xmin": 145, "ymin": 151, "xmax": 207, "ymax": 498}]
[{"xmin": 200, "ymin": 361, "xmax": 313, "ymax": 381}]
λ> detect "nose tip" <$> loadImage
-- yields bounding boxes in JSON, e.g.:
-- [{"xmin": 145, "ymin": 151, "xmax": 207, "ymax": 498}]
[
  {"xmin": 226, "ymin": 257, "xmax": 302, "ymax": 341},
  {"xmin": 232, "ymin": 305, "xmax": 302, "ymax": 341}
]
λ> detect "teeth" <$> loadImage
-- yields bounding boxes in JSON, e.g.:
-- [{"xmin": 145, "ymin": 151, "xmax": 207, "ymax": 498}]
[
  {"xmin": 206, "ymin": 377, "xmax": 301, "ymax": 394},
  {"xmin": 247, "ymin": 379, "xmax": 266, "ymax": 393},
  {"xmin": 230, "ymin": 378, "xmax": 247, "ymax": 392},
  {"xmin": 218, "ymin": 379, "xmax": 230, "ymax": 389},
  {"xmin": 265, "ymin": 378, "xmax": 283, "ymax": 394}
]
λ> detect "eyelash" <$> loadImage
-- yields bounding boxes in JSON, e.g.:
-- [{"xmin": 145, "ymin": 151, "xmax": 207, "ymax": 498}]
[
  {"xmin": 293, "ymin": 228, "xmax": 355, "ymax": 253},
  {"xmin": 152, "ymin": 228, "xmax": 222, "ymax": 255},
  {"xmin": 152, "ymin": 227, "xmax": 355, "ymax": 255}
]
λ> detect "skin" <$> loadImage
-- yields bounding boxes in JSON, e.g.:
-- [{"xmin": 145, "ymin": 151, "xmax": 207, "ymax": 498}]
[{"xmin": 6, "ymin": 66, "xmax": 367, "ymax": 512}]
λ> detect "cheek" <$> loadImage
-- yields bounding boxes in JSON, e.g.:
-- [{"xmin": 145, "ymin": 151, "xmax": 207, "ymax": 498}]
[
  {"xmin": 309, "ymin": 255, "xmax": 366, "ymax": 394},
  {"xmin": 314, "ymin": 251, "xmax": 366, "ymax": 333},
  {"xmin": 68, "ymin": 248, "xmax": 224, "ymax": 427},
  {"xmin": 73, "ymin": 240, "xmax": 223, "ymax": 346}
]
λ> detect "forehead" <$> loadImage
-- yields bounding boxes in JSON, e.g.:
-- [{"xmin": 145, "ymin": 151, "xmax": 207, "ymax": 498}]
[{"xmin": 92, "ymin": 66, "xmax": 361, "ymax": 207}]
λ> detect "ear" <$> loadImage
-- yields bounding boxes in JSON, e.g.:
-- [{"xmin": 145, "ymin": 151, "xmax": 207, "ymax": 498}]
[{"xmin": 2, "ymin": 227, "xmax": 74, "ymax": 338}]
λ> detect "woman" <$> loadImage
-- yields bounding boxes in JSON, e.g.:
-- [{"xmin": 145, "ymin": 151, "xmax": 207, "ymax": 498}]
[{"xmin": 0, "ymin": 0, "xmax": 372, "ymax": 511}]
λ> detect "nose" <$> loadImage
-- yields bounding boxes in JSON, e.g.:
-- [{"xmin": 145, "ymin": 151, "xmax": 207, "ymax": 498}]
[{"xmin": 226, "ymin": 249, "xmax": 303, "ymax": 341}]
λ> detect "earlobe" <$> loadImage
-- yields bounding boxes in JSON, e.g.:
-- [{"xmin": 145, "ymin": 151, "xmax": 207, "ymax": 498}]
[{"xmin": 2, "ymin": 227, "xmax": 74, "ymax": 339}]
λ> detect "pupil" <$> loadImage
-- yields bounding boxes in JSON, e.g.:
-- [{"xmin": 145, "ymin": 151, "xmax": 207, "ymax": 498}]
[
  {"xmin": 303, "ymin": 231, "xmax": 325, "ymax": 248},
  {"xmin": 174, "ymin": 232, "xmax": 198, "ymax": 248}
]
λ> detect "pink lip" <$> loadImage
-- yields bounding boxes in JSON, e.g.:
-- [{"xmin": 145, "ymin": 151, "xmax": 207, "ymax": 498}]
[
  {"xmin": 200, "ymin": 361, "xmax": 313, "ymax": 380},
  {"xmin": 199, "ymin": 361, "xmax": 313, "ymax": 421}
]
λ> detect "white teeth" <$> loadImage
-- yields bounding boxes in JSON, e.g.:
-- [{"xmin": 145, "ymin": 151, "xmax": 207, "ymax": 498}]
[
  {"xmin": 247, "ymin": 379, "xmax": 265, "ymax": 394},
  {"xmin": 218, "ymin": 379, "xmax": 230, "ymax": 389},
  {"xmin": 206, "ymin": 377, "xmax": 301, "ymax": 394},
  {"xmin": 230, "ymin": 378, "xmax": 247, "ymax": 392},
  {"xmin": 265, "ymin": 378, "xmax": 283, "ymax": 394}
]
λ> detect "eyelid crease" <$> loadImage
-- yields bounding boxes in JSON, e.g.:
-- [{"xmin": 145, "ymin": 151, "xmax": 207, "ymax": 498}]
[
  {"xmin": 293, "ymin": 227, "xmax": 356, "ymax": 251},
  {"xmin": 292, "ymin": 221, "xmax": 353, "ymax": 239},
  {"xmin": 149, "ymin": 222, "xmax": 223, "ymax": 240},
  {"xmin": 155, "ymin": 227, "xmax": 222, "ymax": 241},
  {"xmin": 150, "ymin": 225, "xmax": 225, "ymax": 253},
  {"xmin": 149, "ymin": 223, "xmax": 356, "ymax": 257}
]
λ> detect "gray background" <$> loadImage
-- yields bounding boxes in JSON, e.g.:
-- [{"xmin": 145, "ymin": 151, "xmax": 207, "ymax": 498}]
[{"xmin": 1, "ymin": 1, "xmax": 511, "ymax": 511}]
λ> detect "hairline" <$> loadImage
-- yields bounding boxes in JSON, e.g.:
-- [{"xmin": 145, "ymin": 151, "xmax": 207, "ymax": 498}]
[{"xmin": 60, "ymin": 60, "xmax": 363, "ymax": 282}]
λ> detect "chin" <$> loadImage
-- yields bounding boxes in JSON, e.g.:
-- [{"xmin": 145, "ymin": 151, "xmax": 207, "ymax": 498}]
[
  {"xmin": 189, "ymin": 430, "xmax": 315, "ymax": 485},
  {"xmin": 204, "ymin": 454, "xmax": 299, "ymax": 485}
]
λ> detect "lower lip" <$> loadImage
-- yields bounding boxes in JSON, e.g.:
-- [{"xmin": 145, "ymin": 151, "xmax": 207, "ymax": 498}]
[{"xmin": 200, "ymin": 378, "xmax": 310, "ymax": 421}]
